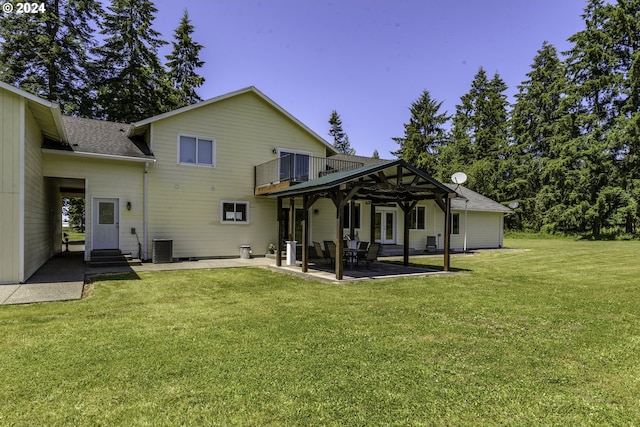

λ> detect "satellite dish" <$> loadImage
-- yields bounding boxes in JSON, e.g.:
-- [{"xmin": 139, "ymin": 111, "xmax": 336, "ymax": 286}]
[
  {"xmin": 509, "ymin": 201, "xmax": 519, "ymax": 209},
  {"xmin": 451, "ymin": 172, "xmax": 467, "ymax": 185}
]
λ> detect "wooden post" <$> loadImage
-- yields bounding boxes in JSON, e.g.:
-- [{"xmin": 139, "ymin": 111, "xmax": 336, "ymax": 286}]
[
  {"xmin": 349, "ymin": 199, "xmax": 356, "ymax": 240},
  {"xmin": 444, "ymin": 196, "xmax": 451, "ymax": 272},
  {"xmin": 370, "ymin": 203, "xmax": 376, "ymax": 243},
  {"xmin": 335, "ymin": 192, "xmax": 344, "ymax": 280},
  {"xmin": 403, "ymin": 203, "xmax": 410, "ymax": 266},
  {"xmin": 302, "ymin": 195, "xmax": 309, "ymax": 273},
  {"xmin": 276, "ymin": 197, "xmax": 282, "ymax": 267},
  {"xmin": 288, "ymin": 197, "xmax": 295, "ymax": 241}
]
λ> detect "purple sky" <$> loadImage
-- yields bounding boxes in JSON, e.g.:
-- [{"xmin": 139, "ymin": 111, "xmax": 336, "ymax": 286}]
[{"xmin": 152, "ymin": 0, "xmax": 587, "ymax": 158}]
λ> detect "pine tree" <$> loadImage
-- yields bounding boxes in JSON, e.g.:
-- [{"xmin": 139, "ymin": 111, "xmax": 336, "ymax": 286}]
[
  {"xmin": 166, "ymin": 9, "xmax": 205, "ymax": 107},
  {"xmin": 328, "ymin": 110, "xmax": 355, "ymax": 154},
  {"xmin": 93, "ymin": 0, "xmax": 169, "ymax": 122},
  {"xmin": 372, "ymin": 149, "xmax": 380, "ymax": 159},
  {"xmin": 391, "ymin": 89, "xmax": 449, "ymax": 176},
  {"xmin": 0, "ymin": 0, "xmax": 103, "ymax": 115}
]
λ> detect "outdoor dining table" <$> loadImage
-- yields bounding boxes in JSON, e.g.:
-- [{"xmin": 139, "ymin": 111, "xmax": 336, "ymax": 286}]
[{"xmin": 343, "ymin": 248, "xmax": 367, "ymax": 269}]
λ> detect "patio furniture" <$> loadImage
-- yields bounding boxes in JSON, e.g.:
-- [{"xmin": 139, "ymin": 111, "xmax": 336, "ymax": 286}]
[
  {"xmin": 313, "ymin": 241, "xmax": 331, "ymax": 265},
  {"xmin": 344, "ymin": 247, "xmax": 367, "ymax": 269},
  {"xmin": 364, "ymin": 243, "xmax": 381, "ymax": 269},
  {"xmin": 324, "ymin": 241, "xmax": 337, "ymax": 264},
  {"xmin": 356, "ymin": 241, "xmax": 369, "ymax": 266},
  {"xmin": 426, "ymin": 236, "xmax": 437, "ymax": 253}
]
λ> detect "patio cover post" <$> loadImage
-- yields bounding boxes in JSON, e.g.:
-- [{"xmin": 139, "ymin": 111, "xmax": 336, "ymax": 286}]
[
  {"xmin": 334, "ymin": 191, "xmax": 345, "ymax": 280},
  {"xmin": 276, "ymin": 197, "xmax": 282, "ymax": 267},
  {"xmin": 288, "ymin": 197, "xmax": 295, "ymax": 241},
  {"xmin": 400, "ymin": 201, "xmax": 418, "ymax": 266},
  {"xmin": 302, "ymin": 195, "xmax": 309, "ymax": 272}
]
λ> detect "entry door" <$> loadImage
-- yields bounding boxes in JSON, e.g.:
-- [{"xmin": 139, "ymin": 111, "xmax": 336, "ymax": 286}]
[
  {"xmin": 93, "ymin": 198, "xmax": 119, "ymax": 249},
  {"xmin": 374, "ymin": 210, "xmax": 396, "ymax": 244}
]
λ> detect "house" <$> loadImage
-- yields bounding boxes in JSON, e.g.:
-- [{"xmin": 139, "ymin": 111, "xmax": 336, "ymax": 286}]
[{"xmin": 0, "ymin": 81, "xmax": 510, "ymax": 284}]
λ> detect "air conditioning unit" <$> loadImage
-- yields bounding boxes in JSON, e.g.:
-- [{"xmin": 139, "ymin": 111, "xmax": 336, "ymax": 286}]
[{"xmin": 152, "ymin": 239, "xmax": 173, "ymax": 263}]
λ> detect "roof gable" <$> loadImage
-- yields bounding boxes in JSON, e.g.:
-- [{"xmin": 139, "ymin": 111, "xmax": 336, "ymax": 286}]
[
  {"xmin": 0, "ymin": 81, "xmax": 67, "ymax": 143},
  {"xmin": 130, "ymin": 86, "xmax": 335, "ymax": 154}
]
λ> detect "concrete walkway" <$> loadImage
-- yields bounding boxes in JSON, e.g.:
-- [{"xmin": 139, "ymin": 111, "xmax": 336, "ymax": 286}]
[{"xmin": 0, "ymin": 250, "xmax": 85, "ymax": 305}]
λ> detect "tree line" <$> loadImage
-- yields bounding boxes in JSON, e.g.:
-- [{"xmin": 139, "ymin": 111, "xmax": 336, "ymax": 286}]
[
  {"xmin": 392, "ymin": 0, "xmax": 640, "ymax": 237},
  {"xmin": 0, "ymin": 0, "xmax": 205, "ymax": 122}
]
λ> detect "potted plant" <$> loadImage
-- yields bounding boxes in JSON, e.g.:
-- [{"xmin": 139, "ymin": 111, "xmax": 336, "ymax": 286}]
[{"xmin": 268, "ymin": 243, "xmax": 276, "ymax": 254}]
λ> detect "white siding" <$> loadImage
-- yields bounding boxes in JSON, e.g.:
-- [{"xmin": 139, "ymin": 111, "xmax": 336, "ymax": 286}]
[
  {"xmin": 22, "ymin": 105, "xmax": 50, "ymax": 279},
  {"xmin": 147, "ymin": 91, "xmax": 327, "ymax": 258},
  {"xmin": 0, "ymin": 90, "xmax": 21, "ymax": 283},
  {"xmin": 43, "ymin": 153, "xmax": 145, "ymax": 260}
]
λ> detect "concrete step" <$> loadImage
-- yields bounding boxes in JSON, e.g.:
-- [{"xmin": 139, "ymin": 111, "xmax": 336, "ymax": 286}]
[
  {"xmin": 379, "ymin": 245, "xmax": 418, "ymax": 257},
  {"xmin": 89, "ymin": 250, "xmax": 141, "ymax": 267}
]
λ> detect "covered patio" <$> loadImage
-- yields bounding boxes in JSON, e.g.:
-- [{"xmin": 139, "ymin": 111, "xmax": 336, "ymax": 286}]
[{"xmin": 267, "ymin": 159, "xmax": 458, "ymax": 280}]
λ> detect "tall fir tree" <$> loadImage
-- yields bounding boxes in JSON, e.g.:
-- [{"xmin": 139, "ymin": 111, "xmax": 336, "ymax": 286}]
[
  {"xmin": 564, "ymin": 0, "xmax": 638, "ymax": 235},
  {"xmin": 328, "ymin": 110, "xmax": 355, "ymax": 154},
  {"xmin": 445, "ymin": 68, "xmax": 510, "ymax": 201},
  {"xmin": 391, "ymin": 89, "xmax": 449, "ymax": 176},
  {"xmin": 93, "ymin": 0, "xmax": 170, "ymax": 122},
  {"xmin": 0, "ymin": 0, "xmax": 103, "ymax": 115},
  {"xmin": 510, "ymin": 42, "xmax": 578, "ymax": 231},
  {"xmin": 166, "ymin": 9, "xmax": 205, "ymax": 108}
]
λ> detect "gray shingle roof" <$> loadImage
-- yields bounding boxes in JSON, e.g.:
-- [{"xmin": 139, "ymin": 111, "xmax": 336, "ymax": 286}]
[
  {"xmin": 54, "ymin": 116, "xmax": 154, "ymax": 160},
  {"xmin": 446, "ymin": 184, "xmax": 512, "ymax": 213}
]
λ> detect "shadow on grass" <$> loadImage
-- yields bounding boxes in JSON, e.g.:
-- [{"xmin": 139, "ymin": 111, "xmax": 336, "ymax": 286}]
[
  {"xmin": 86, "ymin": 272, "xmax": 141, "ymax": 283},
  {"xmin": 380, "ymin": 260, "xmax": 471, "ymax": 273}
]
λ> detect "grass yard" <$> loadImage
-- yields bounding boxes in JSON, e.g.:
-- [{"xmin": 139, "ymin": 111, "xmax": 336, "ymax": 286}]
[{"xmin": 1, "ymin": 237, "xmax": 639, "ymax": 426}]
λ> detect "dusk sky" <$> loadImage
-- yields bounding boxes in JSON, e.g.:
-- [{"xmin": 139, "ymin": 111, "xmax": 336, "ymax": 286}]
[{"xmin": 150, "ymin": 0, "xmax": 587, "ymax": 159}]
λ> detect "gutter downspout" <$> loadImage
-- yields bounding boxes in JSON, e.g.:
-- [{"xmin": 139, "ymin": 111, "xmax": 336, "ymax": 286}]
[{"xmin": 143, "ymin": 162, "xmax": 149, "ymax": 260}]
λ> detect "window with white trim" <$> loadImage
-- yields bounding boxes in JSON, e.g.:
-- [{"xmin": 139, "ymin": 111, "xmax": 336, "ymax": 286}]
[
  {"xmin": 221, "ymin": 201, "xmax": 249, "ymax": 224},
  {"xmin": 409, "ymin": 206, "xmax": 426, "ymax": 230},
  {"xmin": 178, "ymin": 135, "xmax": 215, "ymax": 166}
]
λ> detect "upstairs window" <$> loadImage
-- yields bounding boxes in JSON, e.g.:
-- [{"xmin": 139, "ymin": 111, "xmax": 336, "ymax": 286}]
[{"xmin": 179, "ymin": 135, "xmax": 215, "ymax": 166}]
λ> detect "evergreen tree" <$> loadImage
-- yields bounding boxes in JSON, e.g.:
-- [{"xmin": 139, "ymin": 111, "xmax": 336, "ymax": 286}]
[
  {"xmin": 391, "ymin": 89, "xmax": 449, "ymax": 176},
  {"xmin": 0, "ymin": 0, "xmax": 103, "ymax": 115},
  {"xmin": 510, "ymin": 42, "xmax": 577, "ymax": 231},
  {"xmin": 564, "ymin": 0, "xmax": 638, "ymax": 236},
  {"xmin": 166, "ymin": 9, "xmax": 205, "ymax": 107},
  {"xmin": 328, "ymin": 110, "xmax": 355, "ymax": 154},
  {"xmin": 372, "ymin": 149, "xmax": 380, "ymax": 159},
  {"xmin": 445, "ymin": 68, "xmax": 510, "ymax": 201},
  {"xmin": 93, "ymin": 0, "xmax": 170, "ymax": 122}
]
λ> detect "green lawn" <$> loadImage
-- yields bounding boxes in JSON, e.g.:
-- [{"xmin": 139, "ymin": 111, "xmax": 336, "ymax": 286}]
[{"xmin": 1, "ymin": 237, "xmax": 639, "ymax": 426}]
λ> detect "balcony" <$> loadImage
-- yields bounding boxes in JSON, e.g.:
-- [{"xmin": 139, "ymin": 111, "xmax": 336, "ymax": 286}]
[{"xmin": 255, "ymin": 154, "xmax": 364, "ymax": 195}]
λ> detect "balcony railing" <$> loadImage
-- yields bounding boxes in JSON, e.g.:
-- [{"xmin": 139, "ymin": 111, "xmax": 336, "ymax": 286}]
[{"xmin": 255, "ymin": 154, "xmax": 364, "ymax": 191}]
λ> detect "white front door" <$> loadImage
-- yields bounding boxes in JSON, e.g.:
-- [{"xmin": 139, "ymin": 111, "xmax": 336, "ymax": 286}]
[
  {"xmin": 374, "ymin": 209, "xmax": 396, "ymax": 244},
  {"xmin": 93, "ymin": 198, "xmax": 119, "ymax": 249}
]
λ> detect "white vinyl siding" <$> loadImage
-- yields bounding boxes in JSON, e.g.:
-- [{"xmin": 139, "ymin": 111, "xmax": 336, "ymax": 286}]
[
  {"xmin": 0, "ymin": 90, "xmax": 21, "ymax": 283},
  {"xmin": 147, "ymin": 91, "xmax": 327, "ymax": 258}
]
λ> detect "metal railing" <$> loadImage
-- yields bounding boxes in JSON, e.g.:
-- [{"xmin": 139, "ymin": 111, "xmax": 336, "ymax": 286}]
[{"xmin": 255, "ymin": 154, "xmax": 364, "ymax": 189}]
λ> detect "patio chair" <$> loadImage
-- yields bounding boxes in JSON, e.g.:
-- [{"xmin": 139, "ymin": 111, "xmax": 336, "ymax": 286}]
[
  {"xmin": 313, "ymin": 241, "xmax": 331, "ymax": 265},
  {"xmin": 364, "ymin": 243, "xmax": 381, "ymax": 269},
  {"xmin": 356, "ymin": 241, "xmax": 369, "ymax": 267},
  {"xmin": 324, "ymin": 241, "xmax": 337, "ymax": 264}
]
